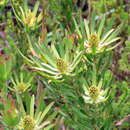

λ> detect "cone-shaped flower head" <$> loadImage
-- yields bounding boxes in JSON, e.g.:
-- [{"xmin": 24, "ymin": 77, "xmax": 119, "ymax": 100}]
[
  {"xmin": 21, "ymin": 115, "xmax": 35, "ymax": 130},
  {"xmin": 88, "ymin": 85, "xmax": 100, "ymax": 100},
  {"xmin": 73, "ymin": 13, "xmax": 122, "ymax": 54},
  {"xmin": 56, "ymin": 58, "xmax": 68, "ymax": 73},
  {"xmin": 88, "ymin": 32, "xmax": 100, "ymax": 48},
  {"xmin": 17, "ymin": 82, "xmax": 28, "ymax": 93},
  {"xmin": 83, "ymin": 79, "xmax": 108, "ymax": 104}
]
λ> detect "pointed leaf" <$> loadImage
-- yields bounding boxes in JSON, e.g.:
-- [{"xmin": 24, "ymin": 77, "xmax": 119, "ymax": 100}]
[{"xmin": 30, "ymin": 95, "xmax": 35, "ymax": 117}]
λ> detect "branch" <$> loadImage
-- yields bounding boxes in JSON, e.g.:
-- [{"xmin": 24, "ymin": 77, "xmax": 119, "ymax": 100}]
[{"xmin": 116, "ymin": 114, "xmax": 130, "ymax": 127}]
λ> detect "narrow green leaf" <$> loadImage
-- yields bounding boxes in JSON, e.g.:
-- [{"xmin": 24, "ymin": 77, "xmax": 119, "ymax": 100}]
[
  {"xmin": 35, "ymin": 92, "xmax": 46, "ymax": 118},
  {"xmin": 16, "ymin": 94, "xmax": 26, "ymax": 117},
  {"xmin": 33, "ymin": 1, "xmax": 40, "ymax": 16},
  {"xmin": 106, "ymin": 42, "xmax": 121, "ymax": 51},
  {"xmin": 38, "ymin": 102, "xmax": 54, "ymax": 125},
  {"xmin": 105, "ymin": 24, "xmax": 122, "ymax": 43},
  {"xmin": 64, "ymin": 38, "xmax": 69, "ymax": 63},
  {"xmin": 12, "ymin": 6, "xmax": 22, "ymax": 23},
  {"xmin": 103, "ymin": 37, "xmax": 120, "ymax": 46},
  {"xmin": 46, "ymin": 110, "xmax": 58, "ymax": 121},
  {"xmin": 32, "ymin": 67, "xmax": 59, "ymax": 75},
  {"xmin": 24, "ymin": 0, "xmax": 28, "ymax": 15},
  {"xmin": 91, "ymin": 12, "xmax": 95, "ymax": 33},
  {"xmin": 30, "ymin": 95, "xmax": 35, "ymax": 117},
  {"xmin": 19, "ymin": 7, "xmax": 26, "ymax": 21},
  {"xmin": 32, "ymin": 56, "xmax": 57, "ymax": 72},
  {"xmin": 44, "ymin": 124, "xmax": 54, "ymax": 130},
  {"xmin": 35, "ymin": 43, "xmax": 56, "ymax": 67},
  {"xmin": 80, "ymin": 17, "xmax": 85, "ymax": 38},
  {"xmin": 100, "ymin": 29, "xmax": 114, "ymax": 44},
  {"xmin": 51, "ymin": 43, "xmax": 60, "ymax": 58},
  {"xmin": 102, "ymin": 18, "xmax": 114, "ymax": 38},
  {"xmin": 37, "ymin": 12, "xmax": 43, "ymax": 23},
  {"xmin": 84, "ymin": 19, "xmax": 90, "ymax": 39},
  {"xmin": 101, "ymin": 52, "xmax": 112, "ymax": 77},
  {"xmin": 54, "ymin": 116, "xmax": 62, "ymax": 130},
  {"xmin": 17, "ymin": 48, "xmax": 33, "ymax": 65},
  {"xmin": 71, "ymin": 51, "xmax": 82, "ymax": 69},
  {"xmin": 98, "ymin": 16, "xmax": 105, "ymax": 37},
  {"xmin": 57, "ymin": 32, "xmax": 64, "ymax": 58},
  {"xmin": 73, "ymin": 17, "xmax": 82, "ymax": 38},
  {"xmin": 39, "ymin": 42, "xmax": 56, "ymax": 66},
  {"xmin": 25, "ymin": 92, "xmax": 31, "ymax": 114}
]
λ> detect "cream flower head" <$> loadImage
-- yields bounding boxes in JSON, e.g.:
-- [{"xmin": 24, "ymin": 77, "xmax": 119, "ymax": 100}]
[
  {"xmin": 73, "ymin": 13, "xmax": 122, "ymax": 54},
  {"xmin": 18, "ymin": 95, "xmax": 56, "ymax": 130},
  {"xmin": 83, "ymin": 79, "xmax": 108, "ymax": 104}
]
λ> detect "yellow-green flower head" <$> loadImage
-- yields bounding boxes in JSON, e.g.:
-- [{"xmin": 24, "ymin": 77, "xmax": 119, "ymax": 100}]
[
  {"xmin": 89, "ymin": 86, "xmax": 100, "ymax": 100},
  {"xmin": 10, "ymin": 73, "xmax": 33, "ymax": 94},
  {"xmin": 0, "ymin": 0, "xmax": 6, "ymax": 5},
  {"xmin": 17, "ymin": 82, "xmax": 28, "ymax": 93},
  {"xmin": 22, "ymin": 115, "xmax": 35, "ymax": 130},
  {"xmin": 13, "ymin": 1, "xmax": 42, "ymax": 29},
  {"xmin": 88, "ymin": 32, "xmax": 100, "ymax": 48},
  {"xmin": 56, "ymin": 58, "xmax": 68, "ymax": 73},
  {"xmin": 24, "ymin": 10, "xmax": 36, "ymax": 27}
]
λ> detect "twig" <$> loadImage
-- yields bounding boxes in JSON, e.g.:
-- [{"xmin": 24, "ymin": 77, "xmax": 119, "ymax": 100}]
[
  {"xmin": 115, "ymin": 114, "xmax": 130, "ymax": 127},
  {"xmin": 42, "ymin": 0, "xmax": 46, "ymax": 42},
  {"xmin": 88, "ymin": 0, "xmax": 91, "ymax": 28},
  {"xmin": 36, "ymin": 76, "xmax": 43, "ymax": 106}
]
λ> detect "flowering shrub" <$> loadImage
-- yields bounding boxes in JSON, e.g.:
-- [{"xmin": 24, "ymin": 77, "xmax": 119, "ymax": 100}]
[{"xmin": 0, "ymin": 0, "xmax": 129, "ymax": 129}]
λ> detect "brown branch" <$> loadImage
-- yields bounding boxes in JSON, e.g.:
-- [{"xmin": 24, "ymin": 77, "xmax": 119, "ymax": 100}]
[
  {"xmin": 36, "ymin": 76, "xmax": 43, "ymax": 106},
  {"xmin": 115, "ymin": 114, "xmax": 130, "ymax": 127},
  {"xmin": 42, "ymin": 0, "xmax": 46, "ymax": 42},
  {"xmin": 88, "ymin": 0, "xmax": 92, "ymax": 29},
  {"xmin": 36, "ymin": 0, "xmax": 47, "ymax": 106}
]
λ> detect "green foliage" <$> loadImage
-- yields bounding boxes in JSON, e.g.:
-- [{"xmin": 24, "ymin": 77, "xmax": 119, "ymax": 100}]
[
  {"xmin": 47, "ymin": 0, "xmax": 76, "ymax": 30},
  {"xmin": 119, "ymin": 41, "xmax": 130, "ymax": 72},
  {"xmin": 0, "ymin": 53, "xmax": 12, "ymax": 87}
]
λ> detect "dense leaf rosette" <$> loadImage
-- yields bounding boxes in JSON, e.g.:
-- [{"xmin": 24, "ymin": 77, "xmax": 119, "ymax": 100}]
[
  {"xmin": 12, "ymin": 0, "xmax": 42, "ymax": 29},
  {"xmin": 73, "ymin": 13, "xmax": 122, "ymax": 54},
  {"xmin": 19, "ymin": 34, "xmax": 82, "ymax": 82},
  {"xmin": 83, "ymin": 79, "xmax": 108, "ymax": 104},
  {"xmin": 18, "ymin": 95, "xmax": 56, "ymax": 130}
]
